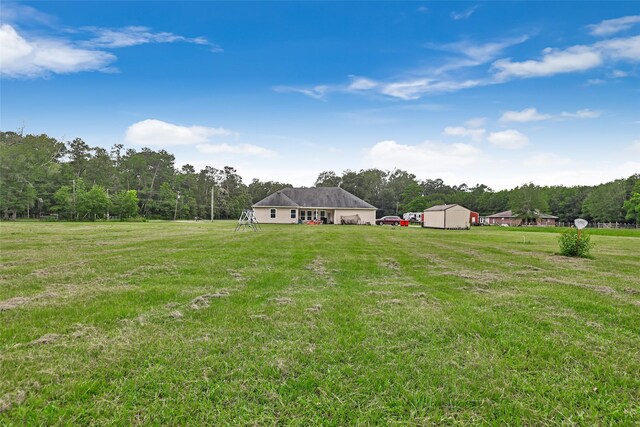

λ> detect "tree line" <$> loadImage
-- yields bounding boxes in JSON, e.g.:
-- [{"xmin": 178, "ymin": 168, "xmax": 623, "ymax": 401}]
[{"xmin": 1, "ymin": 131, "xmax": 639, "ymax": 223}]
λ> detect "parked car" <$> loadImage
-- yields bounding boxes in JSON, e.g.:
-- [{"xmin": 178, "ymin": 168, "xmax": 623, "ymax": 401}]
[{"xmin": 376, "ymin": 215, "xmax": 402, "ymax": 226}]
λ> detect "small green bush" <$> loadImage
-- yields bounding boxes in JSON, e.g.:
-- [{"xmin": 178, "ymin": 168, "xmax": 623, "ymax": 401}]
[{"xmin": 558, "ymin": 228, "xmax": 594, "ymax": 257}]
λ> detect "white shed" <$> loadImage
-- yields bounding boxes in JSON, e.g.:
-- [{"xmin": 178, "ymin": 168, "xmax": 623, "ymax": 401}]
[{"xmin": 423, "ymin": 204, "xmax": 471, "ymax": 230}]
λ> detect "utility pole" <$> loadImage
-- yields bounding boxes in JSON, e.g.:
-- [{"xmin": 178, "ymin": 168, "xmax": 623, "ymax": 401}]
[
  {"xmin": 174, "ymin": 191, "xmax": 180, "ymax": 221},
  {"xmin": 211, "ymin": 187, "xmax": 215, "ymax": 221},
  {"xmin": 106, "ymin": 189, "xmax": 110, "ymax": 220},
  {"xmin": 72, "ymin": 179, "xmax": 76, "ymax": 220}
]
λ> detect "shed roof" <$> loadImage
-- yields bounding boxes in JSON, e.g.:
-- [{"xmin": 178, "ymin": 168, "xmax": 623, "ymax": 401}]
[
  {"xmin": 253, "ymin": 187, "xmax": 376, "ymax": 209},
  {"xmin": 425, "ymin": 204, "xmax": 465, "ymax": 212}
]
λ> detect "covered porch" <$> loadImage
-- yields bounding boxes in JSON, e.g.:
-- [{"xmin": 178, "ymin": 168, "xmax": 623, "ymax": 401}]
[{"xmin": 296, "ymin": 208, "xmax": 334, "ymax": 224}]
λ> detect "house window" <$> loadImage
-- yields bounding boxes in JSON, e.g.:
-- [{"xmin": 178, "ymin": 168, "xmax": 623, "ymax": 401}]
[
  {"xmin": 270, "ymin": 209, "xmax": 276, "ymax": 219},
  {"xmin": 320, "ymin": 210, "xmax": 326, "ymax": 218},
  {"xmin": 290, "ymin": 209, "xmax": 296, "ymax": 219},
  {"xmin": 307, "ymin": 210, "xmax": 313, "ymax": 220}
]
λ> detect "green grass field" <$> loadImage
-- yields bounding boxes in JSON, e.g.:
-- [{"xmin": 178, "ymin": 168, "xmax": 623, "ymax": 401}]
[{"xmin": 1, "ymin": 222, "xmax": 639, "ymax": 425}]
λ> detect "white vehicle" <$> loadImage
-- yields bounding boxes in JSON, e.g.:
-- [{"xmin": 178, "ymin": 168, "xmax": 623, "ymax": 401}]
[{"xmin": 403, "ymin": 212, "xmax": 422, "ymax": 222}]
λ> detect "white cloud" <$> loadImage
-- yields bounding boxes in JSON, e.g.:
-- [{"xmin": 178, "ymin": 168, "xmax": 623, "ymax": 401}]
[
  {"xmin": 379, "ymin": 78, "xmax": 484, "ymax": 100},
  {"xmin": 492, "ymin": 45, "xmax": 602, "ymax": 79},
  {"xmin": 443, "ymin": 126, "xmax": 485, "ymax": 142},
  {"xmin": 595, "ymin": 35, "xmax": 640, "ymax": 61},
  {"xmin": 368, "ymin": 140, "xmax": 480, "ymax": 173},
  {"xmin": 630, "ymin": 140, "xmax": 640, "ymax": 152},
  {"xmin": 487, "ymin": 130, "xmax": 529, "ymax": 149},
  {"xmin": 0, "ymin": 24, "xmax": 115, "ymax": 78},
  {"xmin": 125, "ymin": 119, "xmax": 234, "ymax": 147},
  {"xmin": 450, "ymin": 6, "xmax": 479, "ymax": 21},
  {"xmin": 417, "ymin": 6, "xmax": 429, "ymax": 14},
  {"xmin": 430, "ymin": 36, "xmax": 529, "ymax": 65},
  {"xmin": 347, "ymin": 76, "xmax": 378, "ymax": 91},
  {"xmin": 464, "ymin": 117, "xmax": 486, "ymax": 128},
  {"xmin": 611, "ymin": 69, "xmax": 628, "ymax": 78},
  {"xmin": 196, "ymin": 143, "xmax": 275, "ymax": 157},
  {"xmin": 0, "ymin": 3, "xmax": 56, "ymax": 27},
  {"xmin": 523, "ymin": 152, "xmax": 571, "ymax": 168},
  {"xmin": 500, "ymin": 108, "xmax": 551, "ymax": 123},
  {"xmin": 82, "ymin": 26, "xmax": 220, "ymax": 51},
  {"xmin": 492, "ymin": 35, "xmax": 640, "ymax": 80},
  {"xmin": 559, "ymin": 109, "xmax": 601, "ymax": 119},
  {"xmin": 273, "ymin": 85, "xmax": 331, "ymax": 100},
  {"xmin": 587, "ymin": 15, "xmax": 640, "ymax": 36},
  {"xmin": 500, "ymin": 107, "xmax": 600, "ymax": 122}
]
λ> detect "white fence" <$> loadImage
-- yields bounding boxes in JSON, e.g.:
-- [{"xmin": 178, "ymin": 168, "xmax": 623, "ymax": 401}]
[{"xmin": 557, "ymin": 221, "xmax": 638, "ymax": 229}]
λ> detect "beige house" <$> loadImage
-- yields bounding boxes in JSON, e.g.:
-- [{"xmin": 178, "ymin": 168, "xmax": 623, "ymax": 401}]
[
  {"xmin": 423, "ymin": 204, "xmax": 471, "ymax": 230},
  {"xmin": 252, "ymin": 187, "xmax": 376, "ymax": 225}
]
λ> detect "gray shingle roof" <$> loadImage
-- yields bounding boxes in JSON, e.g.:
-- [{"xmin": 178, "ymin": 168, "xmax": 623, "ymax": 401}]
[
  {"xmin": 487, "ymin": 210, "xmax": 558, "ymax": 219},
  {"xmin": 253, "ymin": 191, "xmax": 298, "ymax": 207},
  {"xmin": 253, "ymin": 187, "xmax": 376, "ymax": 209},
  {"xmin": 487, "ymin": 210, "xmax": 516, "ymax": 218}
]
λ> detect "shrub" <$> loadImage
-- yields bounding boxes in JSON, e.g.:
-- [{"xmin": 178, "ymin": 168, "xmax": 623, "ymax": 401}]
[{"xmin": 558, "ymin": 228, "xmax": 594, "ymax": 258}]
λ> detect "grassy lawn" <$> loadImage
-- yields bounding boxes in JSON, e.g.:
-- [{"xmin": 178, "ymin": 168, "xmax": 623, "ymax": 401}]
[{"xmin": 1, "ymin": 222, "xmax": 638, "ymax": 425}]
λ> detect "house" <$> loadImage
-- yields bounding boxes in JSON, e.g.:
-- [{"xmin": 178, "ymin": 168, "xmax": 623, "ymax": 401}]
[
  {"xmin": 485, "ymin": 210, "xmax": 558, "ymax": 226},
  {"xmin": 422, "ymin": 204, "xmax": 471, "ymax": 230},
  {"xmin": 252, "ymin": 187, "xmax": 377, "ymax": 225}
]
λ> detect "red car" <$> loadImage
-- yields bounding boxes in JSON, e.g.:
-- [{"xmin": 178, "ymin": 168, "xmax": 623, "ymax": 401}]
[{"xmin": 376, "ymin": 215, "xmax": 402, "ymax": 226}]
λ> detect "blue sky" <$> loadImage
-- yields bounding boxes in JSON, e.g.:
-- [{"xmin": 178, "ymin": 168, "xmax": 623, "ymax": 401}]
[{"xmin": 1, "ymin": 1, "xmax": 639, "ymax": 189}]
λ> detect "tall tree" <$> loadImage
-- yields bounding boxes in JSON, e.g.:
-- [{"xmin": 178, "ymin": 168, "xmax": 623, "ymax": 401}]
[
  {"xmin": 509, "ymin": 183, "xmax": 548, "ymax": 223},
  {"xmin": 315, "ymin": 171, "xmax": 342, "ymax": 187},
  {"xmin": 581, "ymin": 180, "xmax": 626, "ymax": 222},
  {"xmin": 111, "ymin": 190, "xmax": 139, "ymax": 220},
  {"xmin": 0, "ymin": 131, "xmax": 66, "ymax": 219}
]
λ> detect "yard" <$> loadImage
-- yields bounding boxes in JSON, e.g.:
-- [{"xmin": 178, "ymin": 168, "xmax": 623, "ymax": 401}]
[{"xmin": 1, "ymin": 222, "xmax": 639, "ymax": 425}]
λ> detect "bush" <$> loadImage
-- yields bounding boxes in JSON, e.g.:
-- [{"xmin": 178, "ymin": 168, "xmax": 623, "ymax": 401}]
[{"xmin": 558, "ymin": 228, "xmax": 594, "ymax": 258}]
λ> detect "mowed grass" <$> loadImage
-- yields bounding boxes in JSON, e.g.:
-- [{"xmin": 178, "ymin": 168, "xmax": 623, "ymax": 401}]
[{"xmin": 1, "ymin": 222, "xmax": 638, "ymax": 425}]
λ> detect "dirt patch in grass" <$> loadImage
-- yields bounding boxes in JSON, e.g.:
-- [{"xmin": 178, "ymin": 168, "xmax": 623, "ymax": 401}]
[
  {"xmin": 28, "ymin": 333, "xmax": 62, "ymax": 346},
  {"xmin": 305, "ymin": 304, "xmax": 322, "ymax": 313},
  {"xmin": 542, "ymin": 277, "xmax": 615, "ymax": 294},
  {"xmin": 30, "ymin": 261, "xmax": 90, "ymax": 278},
  {"xmin": 305, "ymin": 257, "xmax": 336, "ymax": 286},
  {"xmin": 169, "ymin": 310, "xmax": 183, "ymax": 320},
  {"xmin": 439, "ymin": 269, "xmax": 507, "ymax": 286},
  {"xmin": 250, "ymin": 314, "xmax": 269, "ymax": 320},
  {"xmin": 69, "ymin": 324, "xmax": 99, "ymax": 339},
  {"xmin": 273, "ymin": 297, "xmax": 293, "ymax": 305},
  {"xmin": 0, "ymin": 296, "xmax": 31, "ymax": 311},
  {"xmin": 227, "ymin": 269, "xmax": 244, "ymax": 281},
  {"xmin": 0, "ymin": 289, "xmax": 62, "ymax": 311},
  {"xmin": 623, "ymin": 288, "xmax": 639, "ymax": 294},
  {"xmin": 546, "ymin": 254, "xmax": 592, "ymax": 270},
  {"xmin": 364, "ymin": 290, "xmax": 393, "ymax": 296},
  {"xmin": 0, "ymin": 390, "xmax": 26, "ymax": 414},
  {"xmin": 380, "ymin": 298, "xmax": 403, "ymax": 305},
  {"xmin": 380, "ymin": 259, "xmax": 400, "ymax": 271},
  {"xmin": 190, "ymin": 292, "xmax": 230, "ymax": 309}
]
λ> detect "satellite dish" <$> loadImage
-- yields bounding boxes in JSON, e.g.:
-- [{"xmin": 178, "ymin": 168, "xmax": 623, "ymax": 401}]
[{"xmin": 574, "ymin": 218, "xmax": 588, "ymax": 230}]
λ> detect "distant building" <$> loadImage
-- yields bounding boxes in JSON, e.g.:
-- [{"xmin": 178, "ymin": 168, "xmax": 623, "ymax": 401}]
[
  {"xmin": 252, "ymin": 187, "xmax": 376, "ymax": 225},
  {"xmin": 485, "ymin": 210, "xmax": 558, "ymax": 226},
  {"xmin": 423, "ymin": 204, "xmax": 471, "ymax": 230},
  {"xmin": 470, "ymin": 211, "xmax": 479, "ymax": 225}
]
